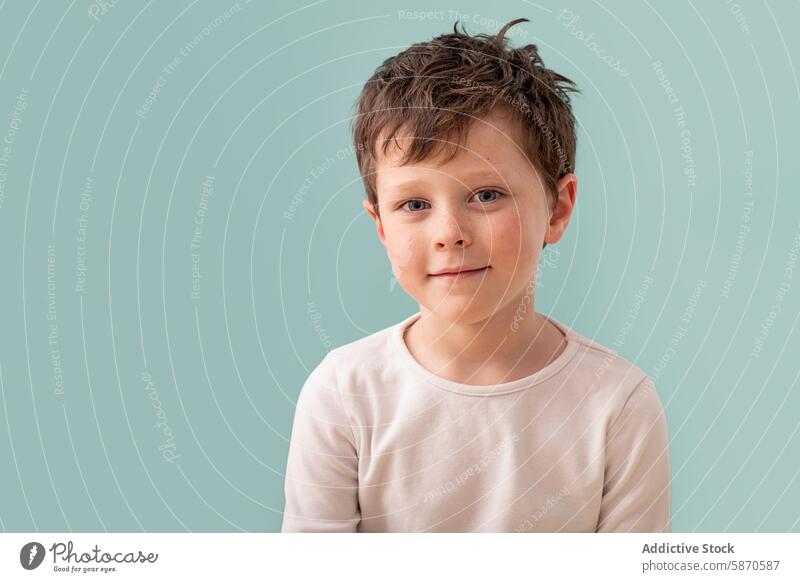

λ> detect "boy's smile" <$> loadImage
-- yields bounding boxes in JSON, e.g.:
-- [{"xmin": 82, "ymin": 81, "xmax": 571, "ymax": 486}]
[{"xmin": 429, "ymin": 265, "xmax": 490, "ymax": 278}]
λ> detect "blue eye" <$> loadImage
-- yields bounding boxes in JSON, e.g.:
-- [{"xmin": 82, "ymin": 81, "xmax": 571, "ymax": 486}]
[
  {"xmin": 400, "ymin": 199, "xmax": 430, "ymax": 212},
  {"xmin": 473, "ymin": 190, "xmax": 501, "ymax": 203}
]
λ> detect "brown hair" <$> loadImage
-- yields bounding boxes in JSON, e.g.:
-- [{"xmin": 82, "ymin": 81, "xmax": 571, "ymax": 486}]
[{"xmin": 351, "ymin": 17, "xmax": 580, "ymax": 219}]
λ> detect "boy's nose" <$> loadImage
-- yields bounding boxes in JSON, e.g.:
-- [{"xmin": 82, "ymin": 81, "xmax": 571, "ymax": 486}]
[{"xmin": 433, "ymin": 212, "xmax": 471, "ymax": 249}]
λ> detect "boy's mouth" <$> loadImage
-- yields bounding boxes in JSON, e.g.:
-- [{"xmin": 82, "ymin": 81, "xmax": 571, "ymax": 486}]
[{"xmin": 429, "ymin": 265, "xmax": 490, "ymax": 278}]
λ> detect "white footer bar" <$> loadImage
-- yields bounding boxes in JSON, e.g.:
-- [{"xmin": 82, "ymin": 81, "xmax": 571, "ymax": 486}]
[{"xmin": 2, "ymin": 533, "xmax": 798, "ymax": 581}]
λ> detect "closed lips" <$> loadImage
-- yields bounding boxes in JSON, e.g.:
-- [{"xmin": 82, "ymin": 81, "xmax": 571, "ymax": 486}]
[{"xmin": 430, "ymin": 266, "xmax": 489, "ymax": 276}]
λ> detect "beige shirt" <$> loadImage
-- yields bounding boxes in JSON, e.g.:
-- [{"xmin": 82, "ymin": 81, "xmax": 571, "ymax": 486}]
[{"xmin": 281, "ymin": 312, "xmax": 671, "ymax": 532}]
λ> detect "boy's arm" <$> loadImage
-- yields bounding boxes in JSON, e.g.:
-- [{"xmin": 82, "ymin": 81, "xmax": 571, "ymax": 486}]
[
  {"xmin": 281, "ymin": 353, "xmax": 360, "ymax": 532},
  {"xmin": 596, "ymin": 375, "xmax": 671, "ymax": 532}
]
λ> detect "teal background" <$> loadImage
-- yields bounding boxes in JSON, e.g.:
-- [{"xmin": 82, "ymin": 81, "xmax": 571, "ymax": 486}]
[{"xmin": 0, "ymin": 0, "xmax": 798, "ymax": 532}]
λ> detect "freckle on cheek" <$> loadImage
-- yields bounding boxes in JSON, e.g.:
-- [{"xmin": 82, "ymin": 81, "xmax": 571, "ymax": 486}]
[{"xmin": 386, "ymin": 234, "xmax": 415, "ymax": 279}]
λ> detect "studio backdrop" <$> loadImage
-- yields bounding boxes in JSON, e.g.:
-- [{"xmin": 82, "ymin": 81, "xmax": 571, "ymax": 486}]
[{"xmin": 0, "ymin": 0, "xmax": 798, "ymax": 532}]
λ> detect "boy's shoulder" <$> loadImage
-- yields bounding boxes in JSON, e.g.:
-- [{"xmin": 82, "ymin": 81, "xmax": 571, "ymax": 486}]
[
  {"xmin": 323, "ymin": 313, "xmax": 413, "ymax": 373},
  {"xmin": 301, "ymin": 314, "xmax": 411, "ymax": 387},
  {"xmin": 564, "ymin": 320, "xmax": 650, "ymax": 380}
]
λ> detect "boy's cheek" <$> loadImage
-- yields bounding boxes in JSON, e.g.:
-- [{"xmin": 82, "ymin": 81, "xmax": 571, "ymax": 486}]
[
  {"xmin": 488, "ymin": 214, "xmax": 538, "ymax": 263},
  {"xmin": 385, "ymin": 233, "xmax": 418, "ymax": 280},
  {"xmin": 486, "ymin": 218, "xmax": 522, "ymax": 262}
]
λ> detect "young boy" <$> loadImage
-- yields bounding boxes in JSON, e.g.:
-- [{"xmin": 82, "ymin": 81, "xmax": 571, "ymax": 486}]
[{"xmin": 281, "ymin": 18, "xmax": 670, "ymax": 533}]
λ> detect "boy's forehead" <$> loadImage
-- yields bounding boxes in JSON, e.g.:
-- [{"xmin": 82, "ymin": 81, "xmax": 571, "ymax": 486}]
[{"xmin": 375, "ymin": 106, "xmax": 526, "ymax": 183}]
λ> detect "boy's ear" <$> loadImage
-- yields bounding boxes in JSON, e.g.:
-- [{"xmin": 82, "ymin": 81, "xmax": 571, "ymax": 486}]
[
  {"xmin": 362, "ymin": 199, "xmax": 386, "ymax": 246},
  {"xmin": 544, "ymin": 173, "xmax": 577, "ymax": 246}
]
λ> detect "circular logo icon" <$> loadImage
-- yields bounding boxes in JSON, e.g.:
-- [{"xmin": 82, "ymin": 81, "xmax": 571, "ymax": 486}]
[{"xmin": 20, "ymin": 542, "xmax": 46, "ymax": 570}]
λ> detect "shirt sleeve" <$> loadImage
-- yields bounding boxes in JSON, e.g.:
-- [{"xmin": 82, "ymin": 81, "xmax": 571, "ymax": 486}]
[
  {"xmin": 596, "ymin": 375, "xmax": 671, "ymax": 532},
  {"xmin": 281, "ymin": 352, "xmax": 361, "ymax": 532}
]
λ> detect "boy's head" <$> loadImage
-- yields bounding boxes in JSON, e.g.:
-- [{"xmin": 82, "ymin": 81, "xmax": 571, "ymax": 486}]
[{"xmin": 352, "ymin": 18, "xmax": 579, "ymax": 324}]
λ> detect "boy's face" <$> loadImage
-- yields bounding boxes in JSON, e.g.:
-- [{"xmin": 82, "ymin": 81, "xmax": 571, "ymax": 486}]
[{"xmin": 363, "ymin": 105, "xmax": 576, "ymax": 325}]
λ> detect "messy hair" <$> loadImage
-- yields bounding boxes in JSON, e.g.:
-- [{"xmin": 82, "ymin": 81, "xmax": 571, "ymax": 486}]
[{"xmin": 351, "ymin": 17, "xmax": 579, "ymax": 221}]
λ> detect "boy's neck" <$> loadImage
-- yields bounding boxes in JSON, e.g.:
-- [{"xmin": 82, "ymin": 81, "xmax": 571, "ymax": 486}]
[{"xmin": 404, "ymin": 298, "xmax": 567, "ymax": 385}]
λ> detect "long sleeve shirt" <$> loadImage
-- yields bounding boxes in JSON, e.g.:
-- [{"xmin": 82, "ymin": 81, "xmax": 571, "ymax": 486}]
[{"xmin": 281, "ymin": 311, "xmax": 671, "ymax": 533}]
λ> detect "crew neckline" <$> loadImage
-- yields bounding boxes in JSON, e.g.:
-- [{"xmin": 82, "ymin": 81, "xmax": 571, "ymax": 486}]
[{"xmin": 390, "ymin": 311, "xmax": 581, "ymax": 396}]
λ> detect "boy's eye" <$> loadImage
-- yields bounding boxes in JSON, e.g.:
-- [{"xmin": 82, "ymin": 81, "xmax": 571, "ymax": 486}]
[
  {"xmin": 400, "ymin": 199, "xmax": 430, "ymax": 212},
  {"xmin": 472, "ymin": 189, "xmax": 501, "ymax": 203}
]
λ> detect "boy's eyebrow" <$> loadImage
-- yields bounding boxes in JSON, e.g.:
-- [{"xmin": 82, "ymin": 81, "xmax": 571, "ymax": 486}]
[
  {"xmin": 386, "ymin": 169, "xmax": 504, "ymax": 192},
  {"xmin": 385, "ymin": 179, "xmax": 428, "ymax": 193}
]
